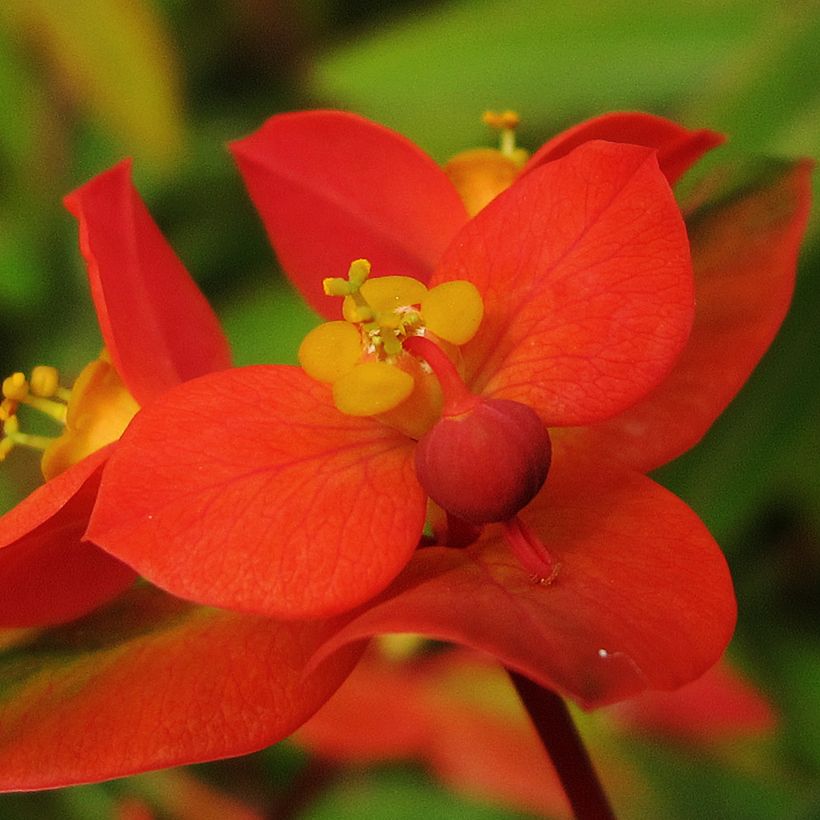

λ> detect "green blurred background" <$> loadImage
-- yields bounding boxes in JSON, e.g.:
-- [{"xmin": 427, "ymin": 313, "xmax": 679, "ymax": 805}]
[{"xmin": 0, "ymin": 1, "xmax": 818, "ymax": 817}]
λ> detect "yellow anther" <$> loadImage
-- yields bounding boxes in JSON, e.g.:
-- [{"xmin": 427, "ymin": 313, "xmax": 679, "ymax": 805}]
[
  {"xmin": 348, "ymin": 258, "xmax": 371, "ymax": 289},
  {"xmin": 0, "ymin": 399, "xmax": 16, "ymax": 422},
  {"xmin": 298, "ymin": 321, "xmax": 363, "ymax": 384},
  {"xmin": 332, "ymin": 362, "xmax": 415, "ymax": 417},
  {"xmin": 307, "ymin": 260, "xmax": 483, "ymax": 427},
  {"xmin": 323, "ymin": 258, "xmax": 372, "ymax": 297},
  {"xmin": 481, "ymin": 109, "xmax": 527, "ymax": 165},
  {"xmin": 29, "ymin": 366, "xmax": 60, "ymax": 398},
  {"xmin": 2, "ymin": 372, "xmax": 29, "ymax": 402},
  {"xmin": 323, "ymin": 277, "xmax": 353, "ymax": 297},
  {"xmin": 483, "ymin": 110, "xmax": 521, "ymax": 131},
  {"xmin": 421, "ymin": 281, "xmax": 484, "ymax": 345}
]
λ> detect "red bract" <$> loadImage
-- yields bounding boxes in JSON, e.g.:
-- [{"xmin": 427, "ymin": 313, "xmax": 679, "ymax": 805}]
[
  {"xmin": 87, "ymin": 111, "xmax": 811, "ymax": 713},
  {"xmin": 296, "ymin": 646, "xmax": 776, "ymax": 818},
  {"xmin": 0, "ymin": 586, "xmax": 361, "ymax": 789},
  {"xmin": 0, "ymin": 159, "xmax": 231, "ymax": 627},
  {"xmin": 0, "ymin": 162, "xmax": 362, "ymax": 790}
]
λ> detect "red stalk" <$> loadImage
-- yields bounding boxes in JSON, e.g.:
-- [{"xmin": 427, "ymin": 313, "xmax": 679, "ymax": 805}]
[{"xmin": 509, "ymin": 671, "xmax": 617, "ymax": 820}]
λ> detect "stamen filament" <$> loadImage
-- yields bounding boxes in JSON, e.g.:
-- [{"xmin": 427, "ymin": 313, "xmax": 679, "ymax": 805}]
[
  {"xmin": 0, "ymin": 416, "xmax": 54, "ymax": 457},
  {"xmin": 482, "ymin": 109, "xmax": 521, "ymax": 158},
  {"xmin": 19, "ymin": 394, "xmax": 68, "ymax": 424},
  {"xmin": 503, "ymin": 515, "xmax": 559, "ymax": 584},
  {"xmin": 402, "ymin": 334, "xmax": 478, "ymax": 416}
]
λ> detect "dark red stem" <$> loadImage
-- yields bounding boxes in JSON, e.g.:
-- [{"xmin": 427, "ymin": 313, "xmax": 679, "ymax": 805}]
[{"xmin": 509, "ymin": 671, "xmax": 616, "ymax": 820}]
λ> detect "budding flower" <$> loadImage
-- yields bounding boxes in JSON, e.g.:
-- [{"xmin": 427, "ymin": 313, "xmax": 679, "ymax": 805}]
[{"xmin": 414, "ymin": 397, "xmax": 552, "ymax": 525}]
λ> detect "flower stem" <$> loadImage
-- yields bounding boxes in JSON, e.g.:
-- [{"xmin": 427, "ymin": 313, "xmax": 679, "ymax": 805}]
[{"xmin": 509, "ymin": 671, "xmax": 616, "ymax": 820}]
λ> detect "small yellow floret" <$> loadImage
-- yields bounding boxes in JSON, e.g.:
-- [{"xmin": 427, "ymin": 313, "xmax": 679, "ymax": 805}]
[
  {"xmin": 41, "ymin": 357, "xmax": 139, "ymax": 481},
  {"xmin": 333, "ymin": 361, "xmax": 414, "ymax": 417},
  {"xmin": 29, "ymin": 366, "xmax": 60, "ymax": 397},
  {"xmin": 298, "ymin": 321, "xmax": 363, "ymax": 383},
  {"xmin": 421, "ymin": 281, "xmax": 484, "ymax": 345},
  {"xmin": 483, "ymin": 110, "xmax": 521, "ymax": 130}
]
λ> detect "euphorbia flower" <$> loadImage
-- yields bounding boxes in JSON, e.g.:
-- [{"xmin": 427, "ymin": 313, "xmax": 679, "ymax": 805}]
[
  {"xmin": 0, "ymin": 163, "xmax": 361, "ymax": 789},
  {"xmin": 0, "ymin": 110, "xmax": 809, "ymax": 794},
  {"xmin": 0, "ymin": 159, "xmax": 231, "ymax": 626},
  {"xmin": 87, "ymin": 110, "xmax": 810, "ymax": 712}
]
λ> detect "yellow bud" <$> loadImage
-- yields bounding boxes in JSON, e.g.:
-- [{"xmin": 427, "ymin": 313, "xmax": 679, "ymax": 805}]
[
  {"xmin": 333, "ymin": 361, "xmax": 414, "ymax": 417},
  {"xmin": 298, "ymin": 321, "xmax": 363, "ymax": 384},
  {"xmin": 421, "ymin": 281, "xmax": 484, "ymax": 346}
]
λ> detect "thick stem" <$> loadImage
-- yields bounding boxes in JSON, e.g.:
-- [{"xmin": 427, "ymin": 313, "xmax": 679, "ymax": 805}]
[{"xmin": 509, "ymin": 671, "xmax": 616, "ymax": 820}]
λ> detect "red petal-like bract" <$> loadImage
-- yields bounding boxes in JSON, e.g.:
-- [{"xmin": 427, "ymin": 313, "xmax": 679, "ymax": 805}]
[
  {"xmin": 230, "ymin": 110, "xmax": 469, "ymax": 317},
  {"xmin": 64, "ymin": 160, "xmax": 232, "ymax": 407},
  {"xmin": 0, "ymin": 448, "xmax": 135, "ymax": 626},
  {"xmin": 0, "ymin": 586, "xmax": 362, "ymax": 789},
  {"xmin": 435, "ymin": 141, "xmax": 694, "ymax": 426},
  {"xmin": 311, "ymin": 458, "xmax": 735, "ymax": 709},
  {"xmin": 526, "ymin": 111, "xmax": 724, "ymax": 185},
  {"xmin": 89, "ymin": 366, "xmax": 426, "ymax": 619},
  {"xmin": 297, "ymin": 649, "xmax": 576, "ymax": 819},
  {"xmin": 611, "ymin": 661, "xmax": 776, "ymax": 743},
  {"xmin": 557, "ymin": 160, "xmax": 813, "ymax": 471}
]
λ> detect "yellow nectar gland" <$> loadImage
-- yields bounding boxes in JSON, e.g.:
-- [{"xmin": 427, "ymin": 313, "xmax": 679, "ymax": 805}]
[
  {"xmin": 1, "ymin": 352, "xmax": 139, "ymax": 481},
  {"xmin": 299, "ymin": 259, "xmax": 483, "ymax": 436},
  {"xmin": 444, "ymin": 110, "xmax": 530, "ymax": 218}
]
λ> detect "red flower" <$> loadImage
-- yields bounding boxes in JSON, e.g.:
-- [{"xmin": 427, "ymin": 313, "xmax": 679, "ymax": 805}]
[
  {"xmin": 0, "ymin": 111, "xmax": 808, "ymax": 790},
  {"xmin": 87, "ymin": 111, "xmax": 809, "ymax": 710},
  {"xmin": 0, "ymin": 160, "xmax": 231, "ymax": 626},
  {"xmin": 0, "ymin": 162, "xmax": 361, "ymax": 789}
]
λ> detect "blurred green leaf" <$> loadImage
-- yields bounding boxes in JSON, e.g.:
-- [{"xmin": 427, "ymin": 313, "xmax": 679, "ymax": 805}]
[
  {"xmin": 625, "ymin": 736, "xmax": 801, "ymax": 820},
  {"xmin": 2, "ymin": 0, "xmax": 185, "ymax": 166},
  {"xmin": 686, "ymin": 7, "xmax": 820, "ymax": 155},
  {"xmin": 219, "ymin": 275, "xmax": 320, "ymax": 367},
  {"xmin": 313, "ymin": 0, "xmax": 775, "ymax": 160},
  {"xmin": 304, "ymin": 764, "xmax": 532, "ymax": 820}
]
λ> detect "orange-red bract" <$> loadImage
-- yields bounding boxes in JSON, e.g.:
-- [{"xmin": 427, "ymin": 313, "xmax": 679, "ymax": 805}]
[
  {"xmin": 297, "ymin": 646, "xmax": 775, "ymax": 818},
  {"xmin": 0, "ymin": 160, "xmax": 231, "ymax": 627},
  {"xmin": 84, "ymin": 110, "xmax": 803, "ymax": 710},
  {"xmin": 0, "ymin": 160, "xmax": 364, "ymax": 789},
  {"xmin": 90, "ymin": 138, "xmax": 699, "ymax": 631},
  {"xmin": 0, "ymin": 586, "xmax": 362, "ymax": 789},
  {"xmin": 0, "ymin": 110, "xmax": 809, "ymax": 790}
]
